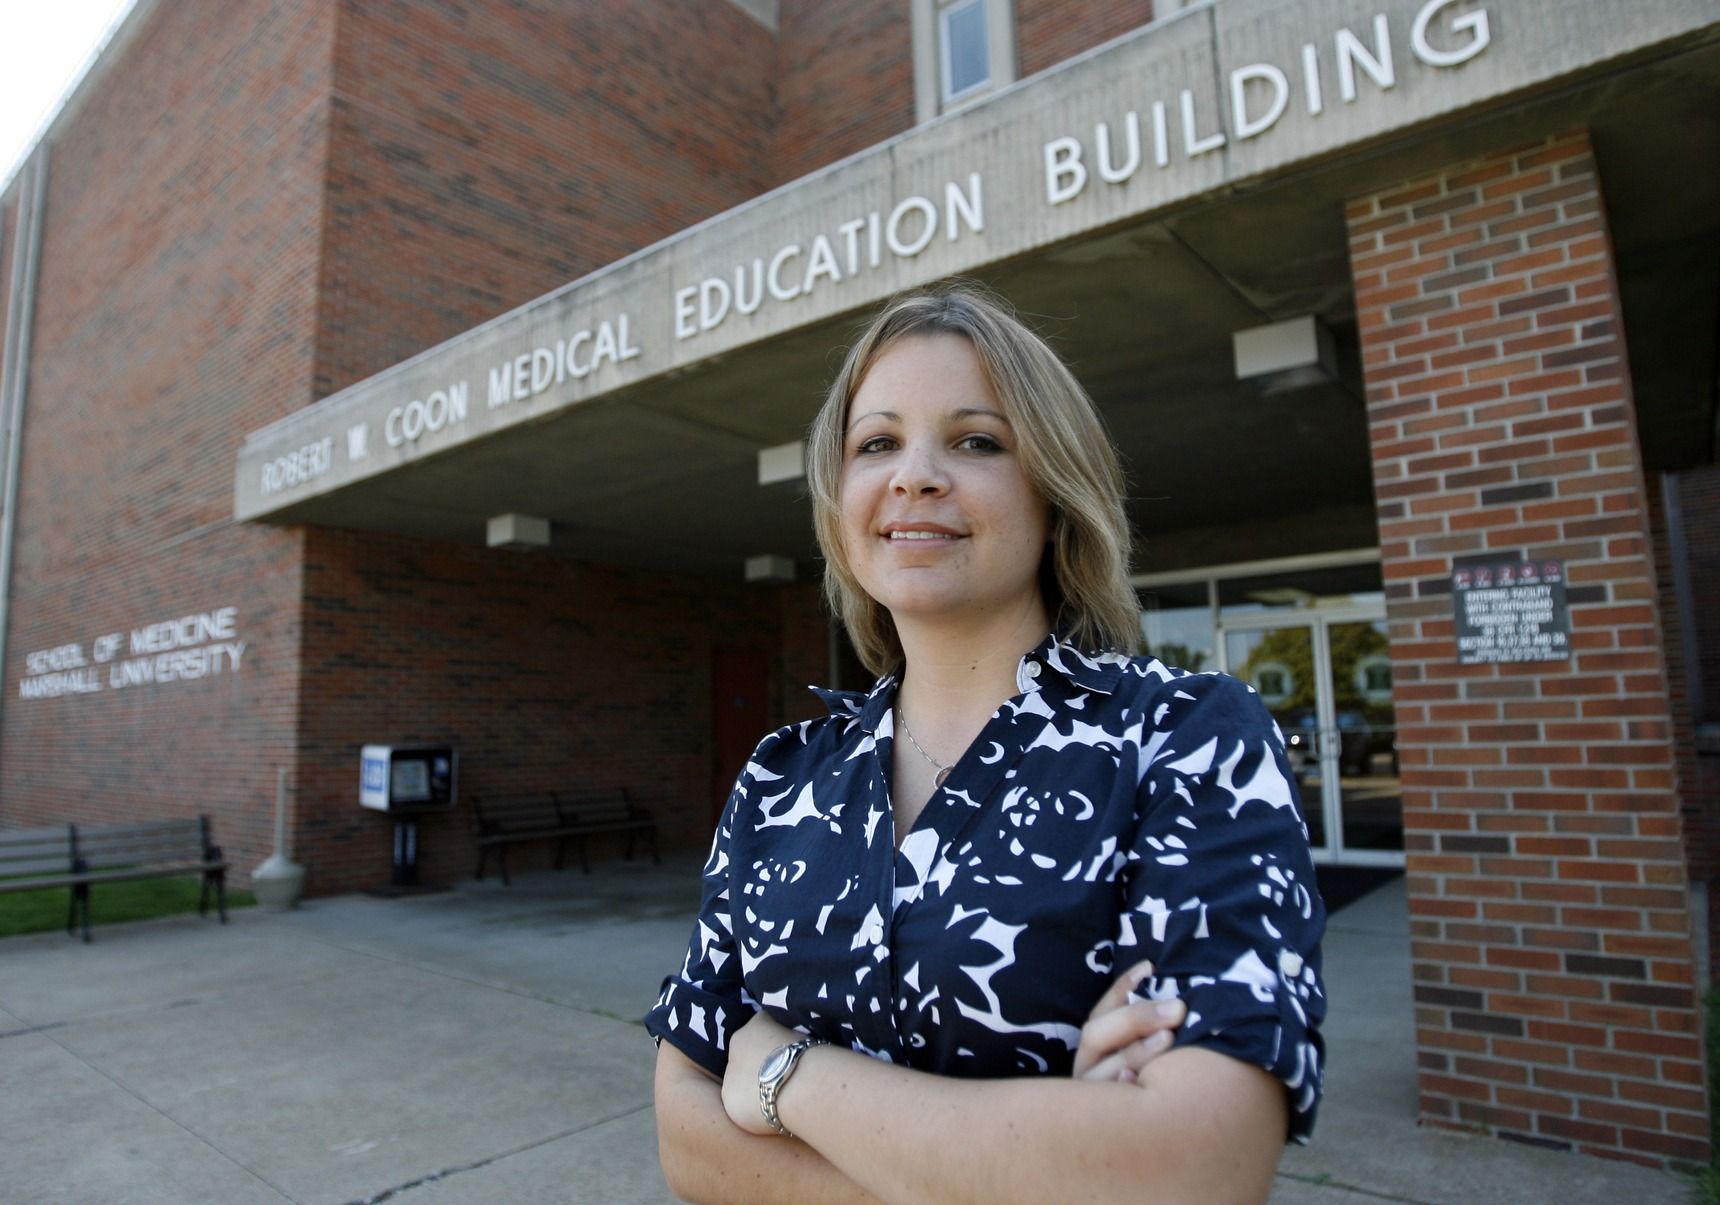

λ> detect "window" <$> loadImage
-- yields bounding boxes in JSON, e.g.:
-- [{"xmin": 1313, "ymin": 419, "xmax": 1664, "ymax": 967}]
[
  {"xmin": 913, "ymin": 0, "xmax": 1015, "ymax": 123},
  {"xmin": 940, "ymin": 0, "xmax": 991, "ymax": 105}
]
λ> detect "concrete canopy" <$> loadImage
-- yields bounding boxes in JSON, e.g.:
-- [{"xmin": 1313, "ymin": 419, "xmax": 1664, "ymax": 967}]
[{"xmin": 235, "ymin": 0, "xmax": 1720, "ymax": 579}]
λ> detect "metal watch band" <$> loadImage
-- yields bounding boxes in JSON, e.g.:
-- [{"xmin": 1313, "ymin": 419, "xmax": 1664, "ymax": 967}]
[{"xmin": 758, "ymin": 1037, "xmax": 827, "ymax": 1137}]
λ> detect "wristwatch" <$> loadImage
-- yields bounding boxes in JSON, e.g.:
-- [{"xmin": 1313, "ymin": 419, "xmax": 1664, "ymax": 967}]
[{"xmin": 757, "ymin": 1036, "xmax": 828, "ymax": 1137}]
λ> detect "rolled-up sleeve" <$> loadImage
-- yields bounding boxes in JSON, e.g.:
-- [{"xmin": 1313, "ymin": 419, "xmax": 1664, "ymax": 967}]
[
  {"xmin": 643, "ymin": 778, "xmax": 752, "ymax": 1077},
  {"xmin": 1121, "ymin": 673, "xmax": 1327, "ymax": 1142}
]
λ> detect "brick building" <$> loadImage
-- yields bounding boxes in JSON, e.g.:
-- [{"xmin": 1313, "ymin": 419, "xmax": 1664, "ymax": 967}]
[{"xmin": 1, "ymin": 0, "xmax": 1716, "ymax": 1170}]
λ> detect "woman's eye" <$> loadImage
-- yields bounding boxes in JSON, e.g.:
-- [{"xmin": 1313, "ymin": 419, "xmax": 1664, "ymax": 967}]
[
  {"xmin": 958, "ymin": 434, "xmax": 1004, "ymax": 453},
  {"xmin": 854, "ymin": 435, "xmax": 895, "ymax": 455}
]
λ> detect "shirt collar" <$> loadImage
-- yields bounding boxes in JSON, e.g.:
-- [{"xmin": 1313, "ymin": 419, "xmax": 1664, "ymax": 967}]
[
  {"xmin": 1029, "ymin": 631, "xmax": 1132, "ymax": 696},
  {"xmin": 810, "ymin": 632, "xmax": 1133, "ymax": 732},
  {"xmin": 807, "ymin": 680, "xmax": 889, "ymax": 728}
]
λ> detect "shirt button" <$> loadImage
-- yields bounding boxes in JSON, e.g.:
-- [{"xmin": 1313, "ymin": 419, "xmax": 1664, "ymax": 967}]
[
  {"xmin": 1024, "ymin": 661, "xmax": 1041, "ymax": 679},
  {"xmin": 871, "ymin": 921, "xmax": 884, "ymax": 942}
]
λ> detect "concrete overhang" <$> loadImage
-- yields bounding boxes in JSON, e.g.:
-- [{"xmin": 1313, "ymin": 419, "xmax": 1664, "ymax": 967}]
[{"xmin": 234, "ymin": 0, "xmax": 1720, "ymax": 576}]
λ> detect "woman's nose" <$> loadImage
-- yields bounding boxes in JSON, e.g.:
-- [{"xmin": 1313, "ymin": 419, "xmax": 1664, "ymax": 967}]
[{"xmin": 890, "ymin": 441, "xmax": 949, "ymax": 495}]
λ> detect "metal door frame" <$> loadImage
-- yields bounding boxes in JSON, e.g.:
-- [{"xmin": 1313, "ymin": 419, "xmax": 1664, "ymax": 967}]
[{"xmin": 1217, "ymin": 604, "xmax": 1404, "ymax": 869}]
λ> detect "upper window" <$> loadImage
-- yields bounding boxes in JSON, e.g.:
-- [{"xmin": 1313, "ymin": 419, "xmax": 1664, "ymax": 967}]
[
  {"xmin": 913, "ymin": 0, "xmax": 1015, "ymax": 123},
  {"xmin": 940, "ymin": 0, "xmax": 991, "ymax": 105}
]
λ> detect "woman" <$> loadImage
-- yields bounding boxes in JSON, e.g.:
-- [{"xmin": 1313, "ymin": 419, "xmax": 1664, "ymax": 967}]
[{"xmin": 646, "ymin": 285, "xmax": 1325, "ymax": 1204}]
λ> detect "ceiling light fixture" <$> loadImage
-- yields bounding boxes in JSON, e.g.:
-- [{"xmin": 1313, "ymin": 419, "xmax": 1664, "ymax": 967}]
[
  {"xmin": 486, "ymin": 513, "xmax": 551, "ymax": 549},
  {"xmin": 758, "ymin": 441, "xmax": 806, "ymax": 486},
  {"xmin": 745, "ymin": 554, "xmax": 796, "ymax": 583},
  {"xmin": 1232, "ymin": 316, "xmax": 1337, "ymax": 395}
]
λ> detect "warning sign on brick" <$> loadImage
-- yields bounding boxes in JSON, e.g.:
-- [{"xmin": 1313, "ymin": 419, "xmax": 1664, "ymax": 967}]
[{"xmin": 1453, "ymin": 560, "xmax": 1571, "ymax": 666}]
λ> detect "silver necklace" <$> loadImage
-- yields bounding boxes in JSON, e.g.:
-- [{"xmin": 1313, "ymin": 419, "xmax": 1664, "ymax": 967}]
[{"xmin": 896, "ymin": 706, "xmax": 954, "ymax": 788}]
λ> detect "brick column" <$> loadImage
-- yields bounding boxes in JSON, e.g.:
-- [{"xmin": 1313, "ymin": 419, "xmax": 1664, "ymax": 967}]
[{"xmin": 1346, "ymin": 131, "xmax": 1707, "ymax": 1167}]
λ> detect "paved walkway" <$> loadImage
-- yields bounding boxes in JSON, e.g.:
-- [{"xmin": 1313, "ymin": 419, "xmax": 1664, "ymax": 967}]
[{"xmin": 0, "ymin": 856, "xmax": 1694, "ymax": 1203}]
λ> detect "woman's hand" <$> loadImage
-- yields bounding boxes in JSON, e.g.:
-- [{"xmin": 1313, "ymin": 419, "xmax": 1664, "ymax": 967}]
[
  {"xmin": 721, "ymin": 1008, "xmax": 805, "ymax": 1136},
  {"xmin": 1072, "ymin": 959, "xmax": 1187, "ymax": 1084}
]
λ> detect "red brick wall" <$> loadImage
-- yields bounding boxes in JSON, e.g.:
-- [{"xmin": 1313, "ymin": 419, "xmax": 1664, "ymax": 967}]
[
  {"xmin": 1016, "ymin": 0, "xmax": 1156, "ymax": 80},
  {"xmin": 1348, "ymin": 131, "xmax": 1706, "ymax": 1166},
  {"xmin": 772, "ymin": 0, "xmax": 914, "ymax": 185},
  {"xmin": 293, "ymin": 528, "xmax": 828, "ymax": 894},
  {"xmin": 0, "ymin": 0, "xmax": 333, "ymax": 882},
  {"xmin": 313, "ymin": 0, "xmax": 778, "ymax": 396}
]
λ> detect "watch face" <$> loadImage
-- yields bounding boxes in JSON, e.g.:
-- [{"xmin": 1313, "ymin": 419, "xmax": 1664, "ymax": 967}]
[{"xmin": 760, "ymin": 1045, "xmax": 794, "ymax": 1081}]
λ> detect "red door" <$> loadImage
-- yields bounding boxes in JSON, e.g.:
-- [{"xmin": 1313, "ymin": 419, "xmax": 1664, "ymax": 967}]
[{"xmin": 711, "ymin": 648, "xmax": 770, "ymax": 828}]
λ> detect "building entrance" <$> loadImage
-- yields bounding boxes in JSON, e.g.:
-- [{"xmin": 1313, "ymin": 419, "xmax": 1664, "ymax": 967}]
[
  {"xmin": 1220, "ymin": 611, "xmax": 1401, "ymax": 867},
  {"xmin": 1136, "ymin": 550, "xmax": 1402, "ymax": 868}
]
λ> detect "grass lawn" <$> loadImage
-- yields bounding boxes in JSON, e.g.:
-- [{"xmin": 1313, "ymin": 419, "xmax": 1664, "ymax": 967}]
[{"xmin": 0, "ymin": 876, "xmax": 256, "ymax": 938}]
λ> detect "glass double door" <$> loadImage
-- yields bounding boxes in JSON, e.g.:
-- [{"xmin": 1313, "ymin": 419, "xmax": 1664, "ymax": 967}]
[{"xmin": 1220, "ymin": 611, "xmax": 1402, "ymax": 866}]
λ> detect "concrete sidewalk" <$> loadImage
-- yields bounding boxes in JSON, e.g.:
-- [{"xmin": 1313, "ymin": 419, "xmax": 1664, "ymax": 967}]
[{"xmin": 0, "ymin": 857, "xmax": 1694, "ymax": 1204}]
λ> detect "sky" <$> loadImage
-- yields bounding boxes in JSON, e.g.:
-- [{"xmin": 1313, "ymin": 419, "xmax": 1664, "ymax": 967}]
[{"xmin": 0, "ymin": 0, "xmax": 136, "ymax": 190}]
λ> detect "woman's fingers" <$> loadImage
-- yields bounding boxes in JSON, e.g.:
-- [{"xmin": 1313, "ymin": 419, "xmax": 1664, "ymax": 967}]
[
  {"xmin": 1084, "ymin": 1051, "xmax": 1126, "ymax": 1082},
  {"xmin": 1124, "ymin": 1028, "xmax": 1176, "ymax": 1073},
  {"xmin": 1073, "ymin": 997, "xmax": 1186, "ymax": 1079},
  {"xmin": 1072, "ymin": 960, "xmax": 1188, "ymax": 1080},
  {"xmin": 1081, "ymin": 1029, "xmax": 1177, "ymax": 1084},
  {"xmin": 1072, "ymin": 960, "xmax": 1152, "ymax": 1078},
  {"xmin": 1083, "ymin": 997, "xmax": 1181, "ymax": 1056},
  {"xmin": 1086, "ymin": 959, "xmax": 1154, "ymax": 1021}
]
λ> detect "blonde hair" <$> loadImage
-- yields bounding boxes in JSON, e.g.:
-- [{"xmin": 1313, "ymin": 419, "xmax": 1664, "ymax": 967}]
[{"xmin": 806, "ymin": 284, "xmax": 1140, "ymax": 676}]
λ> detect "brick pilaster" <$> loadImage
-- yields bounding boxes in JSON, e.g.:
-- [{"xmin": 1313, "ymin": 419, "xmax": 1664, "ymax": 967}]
[{"xmin": 1347, "ymin": 131, "xmax": 1707, "ymax": 1167}]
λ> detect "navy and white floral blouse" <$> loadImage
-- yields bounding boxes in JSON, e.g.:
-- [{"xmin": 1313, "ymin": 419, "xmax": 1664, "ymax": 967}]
[{"xmin": 645, "ymin": 632, "xmax": 1327, "ymax": 1142}]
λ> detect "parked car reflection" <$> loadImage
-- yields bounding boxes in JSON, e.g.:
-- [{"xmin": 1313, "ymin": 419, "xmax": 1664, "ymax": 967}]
[{"xmin": 1278, "ymin": 708, "xmax": 1397, "ymax": 778}]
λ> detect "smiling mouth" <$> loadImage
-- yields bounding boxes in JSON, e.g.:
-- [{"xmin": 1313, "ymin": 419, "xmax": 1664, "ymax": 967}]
[{"xmin": 886, "ymin": 531, "xmax": 964, "ymax": 541}]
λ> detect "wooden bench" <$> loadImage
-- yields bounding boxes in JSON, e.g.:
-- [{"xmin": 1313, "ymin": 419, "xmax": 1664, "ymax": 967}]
[
  {"xmin": 0, "ymin": 825, "xmax": 75, "ymax": 909},
  {"xmin": 0, "ymin": 817, "xmax": 227, "ymax": 943},
  {"xmin": 470, "ymin": 789, "xmax": 658, "ymax": 885}
]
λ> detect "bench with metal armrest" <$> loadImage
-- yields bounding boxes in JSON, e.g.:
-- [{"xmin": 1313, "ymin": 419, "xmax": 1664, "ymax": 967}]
[{"xmin": 0, "ymin": 816, "xmax": 226, "ymax": 942}]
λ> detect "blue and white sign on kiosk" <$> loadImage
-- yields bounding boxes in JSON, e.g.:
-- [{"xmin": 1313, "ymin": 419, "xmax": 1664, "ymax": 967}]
[{"xmin": 359, "ymin": 745, "xmax": 457, "ymax": 811}]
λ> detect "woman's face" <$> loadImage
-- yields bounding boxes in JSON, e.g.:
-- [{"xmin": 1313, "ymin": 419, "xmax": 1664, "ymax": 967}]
[{"xmin": 839, "ymin": 333, "xmax": 1049, "ymax": 629}]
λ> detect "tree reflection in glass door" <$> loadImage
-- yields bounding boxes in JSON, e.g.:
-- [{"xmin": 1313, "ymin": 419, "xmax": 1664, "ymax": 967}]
[
  {"xmin": 1327, "ymin": 620, "xmax": 1402, "ymax": 852},
  {"xmin": 1223, "ymin": 625, "xmax": 1325, "ymax": 851}
]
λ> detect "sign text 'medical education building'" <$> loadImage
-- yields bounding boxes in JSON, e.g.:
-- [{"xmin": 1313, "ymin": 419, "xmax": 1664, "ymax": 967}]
[{"xmin": 241, "ymin": 0, "xmax": 1494, "ymax": 514}]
